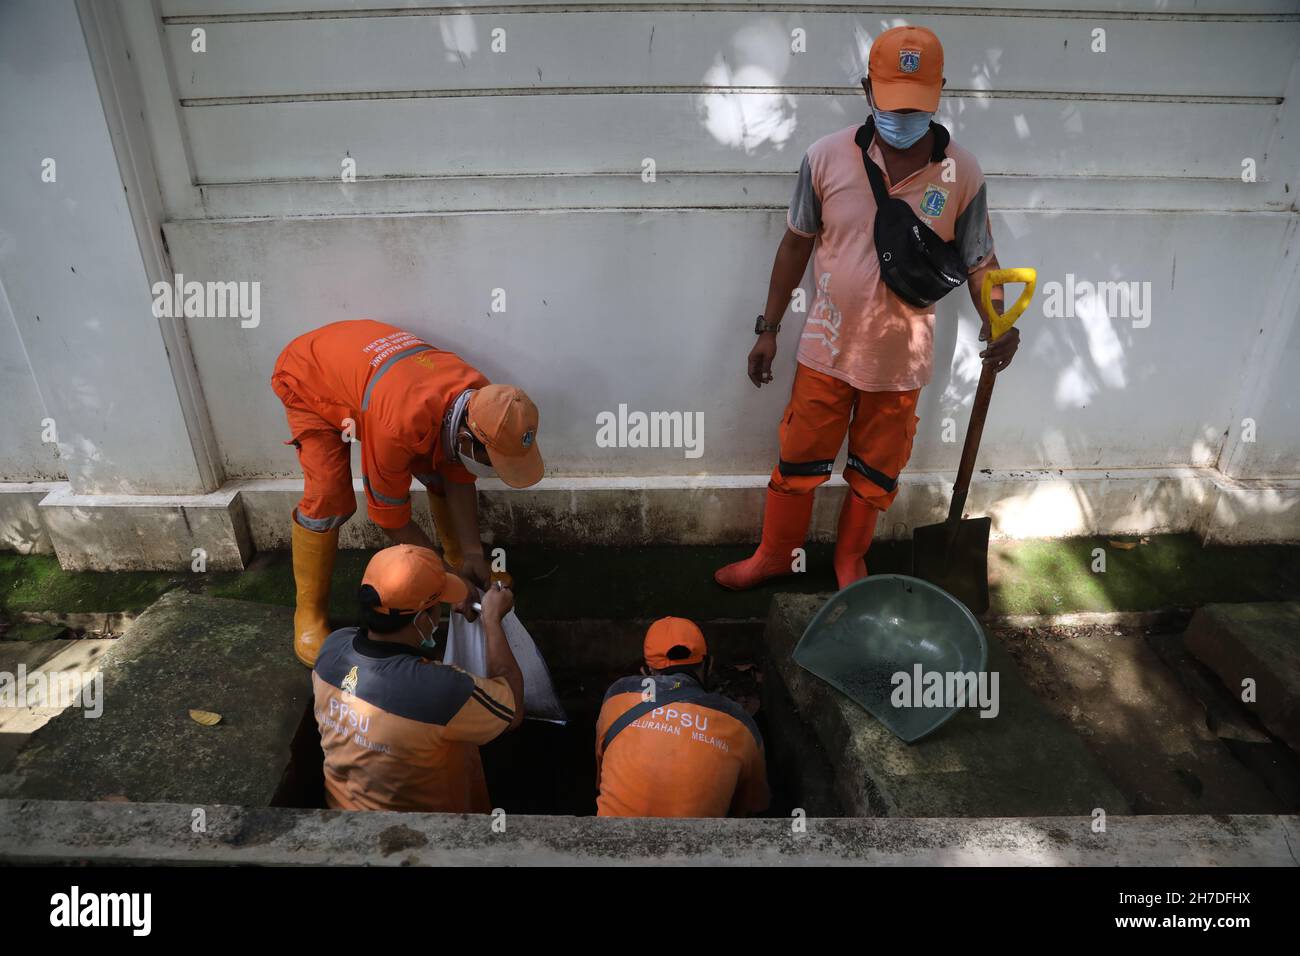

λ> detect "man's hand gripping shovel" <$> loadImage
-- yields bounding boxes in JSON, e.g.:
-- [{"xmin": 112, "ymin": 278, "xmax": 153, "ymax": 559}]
[{"xmin": 910, "ymin": 268, "xmax": 1036, "ymax": 615}]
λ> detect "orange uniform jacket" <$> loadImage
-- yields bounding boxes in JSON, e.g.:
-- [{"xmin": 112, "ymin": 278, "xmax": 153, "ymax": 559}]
[
  {"xmin": 272, "ymin": 319, "xmax": 487, "ymax": 529},
  {"xmin": 313, "ymin": 627, "xmax": 516, "ymax": 813},
  {"xmin": 595, "ymin": 674, "xmax": 769, "ymax": 818}
]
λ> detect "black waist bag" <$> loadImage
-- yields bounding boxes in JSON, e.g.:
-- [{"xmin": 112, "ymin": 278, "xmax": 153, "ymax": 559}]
[{"xmin": 856, "ymin": 118, "xmax": 967, "ymax": 308}]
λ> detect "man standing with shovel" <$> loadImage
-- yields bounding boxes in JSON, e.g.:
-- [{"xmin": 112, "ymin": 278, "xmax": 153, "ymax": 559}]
[{"xmin": 715, "ymin": 25, "xmax": 1020, "ymax": 592}]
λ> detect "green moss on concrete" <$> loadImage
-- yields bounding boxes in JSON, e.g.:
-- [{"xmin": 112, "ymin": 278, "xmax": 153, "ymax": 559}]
[
  {"xmin": 204, "ymin": 550, "xmax": 369, "ymax": 625},
  {"xmin": 2, "ymin": 535, "xmax": 1298, "ymax": 623},
  {"xmin": 0, "ymin": 554, "xmax": 182, "ymax": 617},
  {"xmin": 0, "ymin": 620, "xmax": 70, "ymax": 642},
  {"xmin": 991, "ymin": 534, "xmax": 1300, "ymax": 615}
]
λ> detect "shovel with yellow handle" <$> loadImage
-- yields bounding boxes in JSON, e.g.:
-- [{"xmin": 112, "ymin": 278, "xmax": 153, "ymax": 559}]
[{"xmin": 911, "ymin": 268, "xmax": 1036, "ymax": 615}]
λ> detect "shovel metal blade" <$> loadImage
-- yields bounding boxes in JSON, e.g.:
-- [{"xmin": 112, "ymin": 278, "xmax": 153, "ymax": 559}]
[{"xmin": 911, "ymin": 516, "xmax": 992, "ymax": 616}]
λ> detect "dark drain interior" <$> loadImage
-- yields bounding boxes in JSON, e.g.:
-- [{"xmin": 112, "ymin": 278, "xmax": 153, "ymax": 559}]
[
  {"xmin": 273, "ymin": 620, "xmax": 842, "ymax": 817},
  {"xmin": 478, "ymin": 656, "xmax": 824, "ymax": 816},
  {"xmin": 213, "ymin": 610, "xmax": 1300, "ymax": 820}
]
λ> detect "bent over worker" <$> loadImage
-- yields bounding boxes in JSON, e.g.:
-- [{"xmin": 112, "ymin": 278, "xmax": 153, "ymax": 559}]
[
  {"xmin": 715, "ymin": 25, "xmax": 1019, "ymax": 592},
  {"xmin": 272, "ymin": 319, "xmax": 544, "ymax": 666},
  {"xmin": 313, "ymin": 545, "xmax": 524, "ymax": 813},
  {"xmin": 595, "ymin": 617, "xmax": 769, "ymax": 817}
]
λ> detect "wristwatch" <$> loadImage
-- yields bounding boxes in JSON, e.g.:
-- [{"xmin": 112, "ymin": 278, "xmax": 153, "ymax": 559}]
[{"xmin": 754, "ymin": 315, "xmax": 781, "ymax": 335}]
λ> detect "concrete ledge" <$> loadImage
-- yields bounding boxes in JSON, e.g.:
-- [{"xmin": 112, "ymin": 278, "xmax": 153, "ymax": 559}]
[
  {"xmin": 235, "ymin": 476, "xmax": 486, "ymax": 552},
  {"xmin": 1201, "ymin": 472, "xmax": 1300, "ymax": 546},
  {"xmin": 234, "ymin": 465, "xmax": 1298, "ymax": 552},
  {"xmin": 0, "ymin": 800, "xmax": 1294, "ymax": 866},
  {"xmin": 0, "ymin": 481, "xmax": 59, "ymax": 555},
  {"xmin": 3, "ymin": 465, "xmax": 1297, "ymax": 567},
  {"xmin": 37, "ymin": 485, "xmax": 253, "ymax": 571}
]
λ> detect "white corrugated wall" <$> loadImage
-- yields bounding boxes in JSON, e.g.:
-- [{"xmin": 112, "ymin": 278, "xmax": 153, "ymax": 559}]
[
  {"xmin": 152, "ymin": 1, "xmax": 1300, "ymax": 479},
  {"xmin": 1, "ymin": 0, "xmax": 1298, "ymax": 559}
]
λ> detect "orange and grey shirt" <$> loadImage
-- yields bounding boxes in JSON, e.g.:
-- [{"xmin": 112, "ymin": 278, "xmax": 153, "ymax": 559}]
[
  {"xmin": 594, "ymin": 674, "xmax": 769, "ymax": 818},
  {"xmin": 271, "ymin": 319, "xmax": 488, "ymax": 529},
  {"xmin": 789, "ymin": 124, "xmax": 995, "ymax": 392},
  {"xmin": 312, "ymin": 627, "xmax": 516, "ymax": 813}
]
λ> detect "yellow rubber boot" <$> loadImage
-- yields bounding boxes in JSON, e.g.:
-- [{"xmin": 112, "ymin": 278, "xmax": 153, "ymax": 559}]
[
  {"xmin": 426, "ymin": 489, "xmax": 463, "ymax": 569},
  {"xmin": 291, "ymin": 519, "xmax": 339, "ymax": 668}
]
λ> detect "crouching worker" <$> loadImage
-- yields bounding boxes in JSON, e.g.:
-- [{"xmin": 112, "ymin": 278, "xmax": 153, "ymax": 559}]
[
  {"xmin": 594, "ymin": 617, "xmax": 769, "ymax": 817},
  {"xmin": 272, "ymin": 319, "xmax": 544, "ymax": 667},
  {"xmin": 313, "ymin": 545, "xmax": 523, "ymax": 813}
]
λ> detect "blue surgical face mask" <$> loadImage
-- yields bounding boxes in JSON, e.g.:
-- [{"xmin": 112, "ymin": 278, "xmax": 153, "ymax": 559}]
[{"xmin": 869, "ymin": 91, "xmax": 933, "ymax": 149}]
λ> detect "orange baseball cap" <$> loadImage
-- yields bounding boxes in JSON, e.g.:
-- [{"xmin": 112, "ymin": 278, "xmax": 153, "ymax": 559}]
[
  {"xmin": 466, "ymin": 384, "xmax": 544, "ymax": 489},
  {"xmin": 869, "ymin": 25, "xmax": 944, "ymax": 113},
  {"xmin": 644, "ymin": 617, "xmax": 708, "ymax": 670},
  {"xmin": 361, "ymin": 544, "xmax": 468, "ymax": 615}
]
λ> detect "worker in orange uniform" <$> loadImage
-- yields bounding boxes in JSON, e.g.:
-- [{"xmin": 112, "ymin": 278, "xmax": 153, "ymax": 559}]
[
  {"xmin": 594, "ymin": 617, "xmax": 769, "ymax": 817},
  {"xmin": 313, "ymin": 544, "xmax": 523, "ymax": 813},
  {"xmin": 716, "ymin": 26, "xmax": 1020, "ymax": 592},
  {"xmin": 272, "ymin": 319, "xmax": 544, "ymax": 666}
]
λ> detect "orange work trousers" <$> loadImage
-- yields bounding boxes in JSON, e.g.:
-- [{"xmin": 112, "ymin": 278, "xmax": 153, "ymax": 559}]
[
  {"xmin": 274, "ymin": 383, "xmax": 440, "ymax": 532},
  {"xmin": 771, "ymin": 363, "xmax": 920, "ymax": 508},
  {"xmin": 272, "ymin": 380, "xmax": 358, "ymax": 532}
]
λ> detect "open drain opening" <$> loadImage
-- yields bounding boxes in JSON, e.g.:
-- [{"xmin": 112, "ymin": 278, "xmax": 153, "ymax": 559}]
[
  {"xmin": 270, "ymin": 610, "xmax": 1300, "ymax": 820},
  {"xmin": 273, "ymin": 620, "xmax": 843, "ymax": 817}
]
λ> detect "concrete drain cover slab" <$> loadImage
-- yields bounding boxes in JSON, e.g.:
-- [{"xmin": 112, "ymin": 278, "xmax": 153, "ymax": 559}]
[
  {"xmin": 1186, "ymin": 602, "xmax": 1300, "ymax": 754},
  {"xmin": 0, "ymin": 592, "xmax": 310, "ymax": 806},
  {"xmin": 767, "ymin": 594, "xmax": 1129, "ymax": 818},
  {"xmin": 995, "ymin": 621, "xmax": 1286, "ymax": 814},
  {"xmin": 0, "ymin": 639, "xmax": 115, "ymax": 770}
]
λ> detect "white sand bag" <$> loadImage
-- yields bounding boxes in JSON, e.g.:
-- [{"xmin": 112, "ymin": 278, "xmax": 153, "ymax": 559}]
[{"xmin": 444, "ymin": 610, "xmax": 568, "ymax": 725}]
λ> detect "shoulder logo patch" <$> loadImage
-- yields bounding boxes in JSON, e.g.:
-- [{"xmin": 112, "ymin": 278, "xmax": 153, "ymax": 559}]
[{"xmin": 920, "ymin": 184, "xmax": 949, "ymax": 218}]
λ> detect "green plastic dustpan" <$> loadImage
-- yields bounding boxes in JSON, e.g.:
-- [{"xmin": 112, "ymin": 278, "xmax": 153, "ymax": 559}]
[{"xmin": 793, "ymin": 574, "xmax": 988, "ymax": 744}]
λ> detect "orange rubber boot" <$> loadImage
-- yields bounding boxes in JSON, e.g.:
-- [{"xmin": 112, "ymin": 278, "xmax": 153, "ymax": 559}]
[
  {"xmin": 715, "ymin": 487, "xmax": 815, "ymax": 590},
  {"xmin": 833, "ymin": 492, "xmax": 880, "ymax": 590},
  {"xmin": 292, "ymin": 519, "xmax": 339, "ymax": 667}
]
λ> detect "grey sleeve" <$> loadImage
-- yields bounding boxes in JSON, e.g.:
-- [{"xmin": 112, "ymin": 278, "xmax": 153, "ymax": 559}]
[
  {"xmin": 954, "ymin": 182, "xmax": 995, "ymax": 271},
  {"xmin": 787, "ymin": 154, "xmax": 822, "ymax": 236}
]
